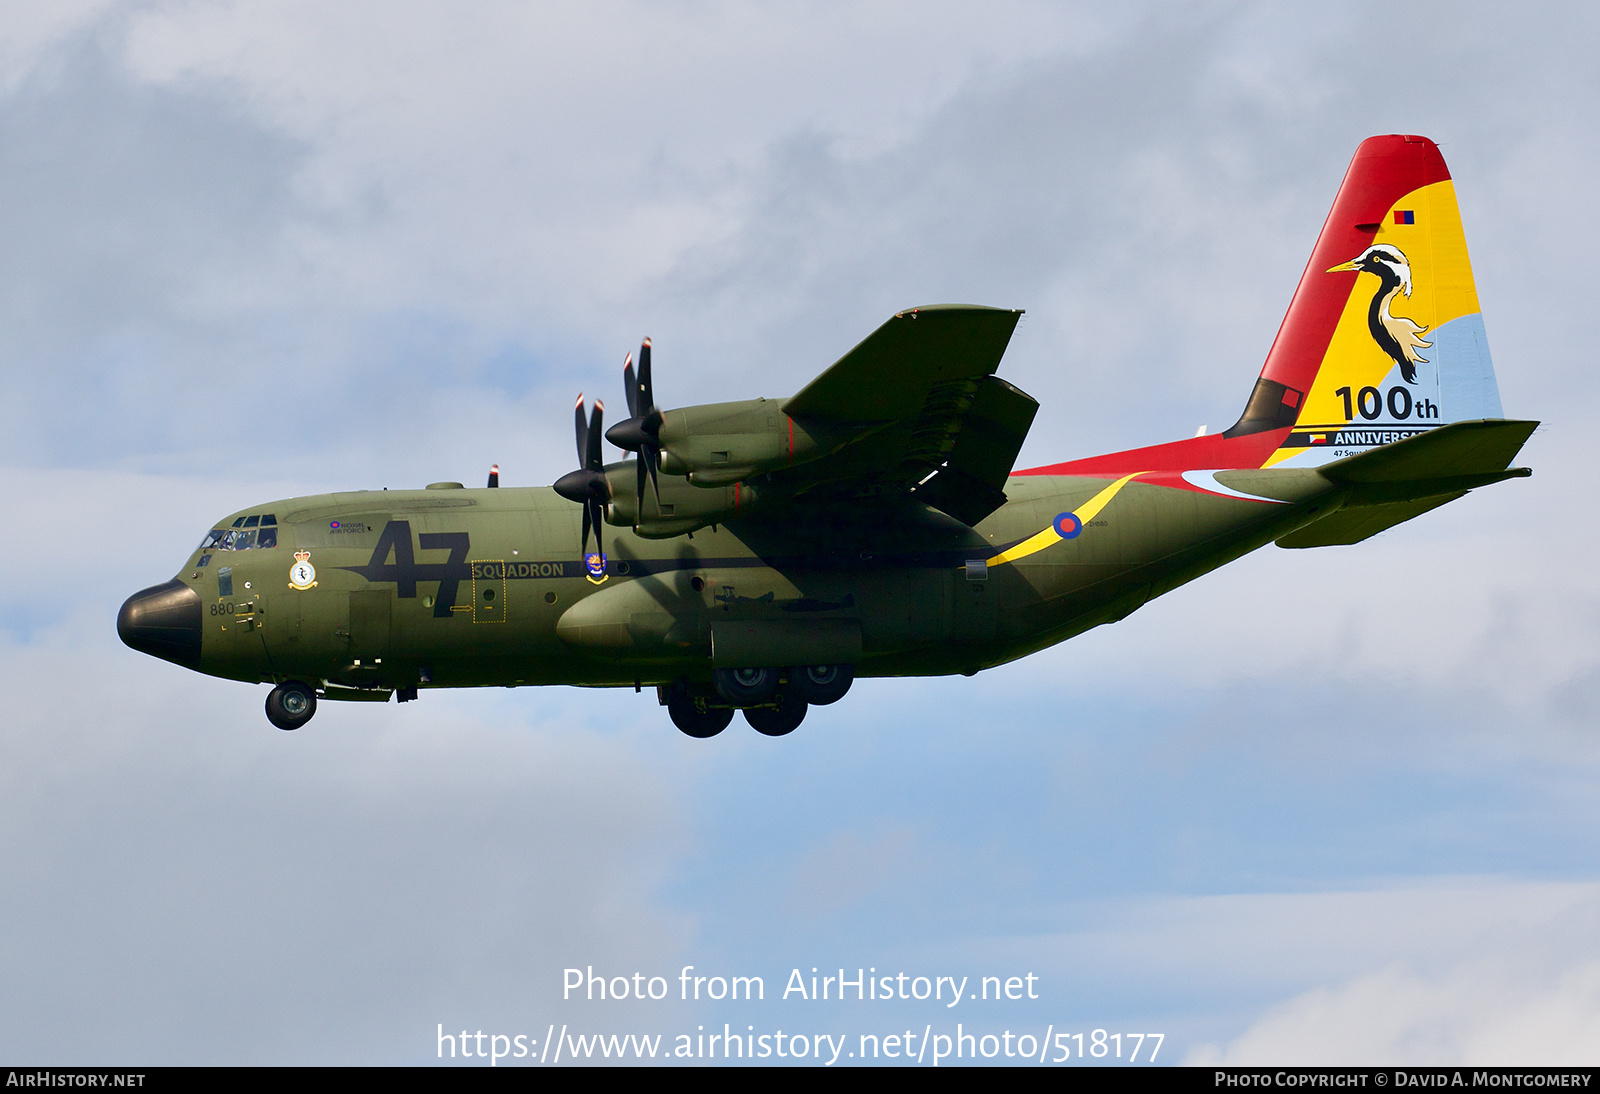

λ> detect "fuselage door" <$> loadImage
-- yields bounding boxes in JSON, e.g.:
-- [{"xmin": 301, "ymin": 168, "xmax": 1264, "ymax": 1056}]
[
  {"xmin": 348, "ymin": 589, "xmax": 393, "ymax": 661},
  {"xmin": 471, "ymin": 560, "xmax": 506, "ymax": 623},
  {"xmin": 946, "ymin": 564, "xmax": 998, "ymax": 641}
]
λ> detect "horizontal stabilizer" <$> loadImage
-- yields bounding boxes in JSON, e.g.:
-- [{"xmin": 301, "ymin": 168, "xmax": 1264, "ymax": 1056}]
[
  {"xmin": 784, "ymin": 304, "xmax": 1022, "ymax": 423},
  {"xmin": 1277, "ymin": 418, "xmax": 1536, "ymax": 548},
  {"xmin": 1317, "ymin": 418, "xmax": 1538, "ymax": 483}
]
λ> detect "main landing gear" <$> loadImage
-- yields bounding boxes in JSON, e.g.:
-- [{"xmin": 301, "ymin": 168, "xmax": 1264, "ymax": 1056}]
[
  {"xmin": 265, "ymin": 681, "xmax": 317, "ymax": 730},
  {"xmin": 666, "ymin": 683, "xmax": 735, "ymax": 738},
  {"xmin": 744, "ymin": 691, "xmax": 807, "ymax": 736},
  {"xmin": 664, "ymin": 665, "xmax": 854, "ymax": 739}
]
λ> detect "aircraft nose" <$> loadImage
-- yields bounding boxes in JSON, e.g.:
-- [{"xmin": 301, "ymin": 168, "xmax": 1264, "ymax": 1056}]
[{"xmin": 117, "ymin": 579, "xmax": 203, "ymax": 669}]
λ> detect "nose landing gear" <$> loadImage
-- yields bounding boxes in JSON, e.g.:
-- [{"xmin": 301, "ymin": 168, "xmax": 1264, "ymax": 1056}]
[{"xmin": 265, "ymin": 681, "xmax": 317, "ymax": 730}]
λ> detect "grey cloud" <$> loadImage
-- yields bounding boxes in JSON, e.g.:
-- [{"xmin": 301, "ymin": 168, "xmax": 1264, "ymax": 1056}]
[{"xmin": 0, "ymin": 42, "xmax": 311, "ymax": 470}]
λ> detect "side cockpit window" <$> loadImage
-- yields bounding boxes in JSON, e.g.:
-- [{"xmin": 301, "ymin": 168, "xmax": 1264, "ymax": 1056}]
[{"xmin": 199, "ymin": 514, "xmax": 279, "ymax": 553}]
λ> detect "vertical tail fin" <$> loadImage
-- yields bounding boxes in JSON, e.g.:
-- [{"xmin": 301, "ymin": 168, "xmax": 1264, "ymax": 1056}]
[
  {"xmin": 1017, "ymin": 135, "xmax": 1511, "ymax": 480},
  {"xmin": 1230, "ymin": 134, "xmax": 1504, "ymax": 468}
]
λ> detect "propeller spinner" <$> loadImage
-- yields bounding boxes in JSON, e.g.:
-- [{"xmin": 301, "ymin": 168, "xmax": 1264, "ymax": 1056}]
[
  {"xmin": 605, "ymin": 338, "xmax": 663, "ymax": 514},
  {"xmin": 552, "ymin": 395, "xmax": 608, "ymax": 560}
]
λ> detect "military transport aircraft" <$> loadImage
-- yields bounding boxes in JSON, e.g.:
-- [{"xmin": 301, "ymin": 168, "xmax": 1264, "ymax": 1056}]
[{"xmin": 119, "ymin": 135, "xmax": 1536, "ymax": 738}]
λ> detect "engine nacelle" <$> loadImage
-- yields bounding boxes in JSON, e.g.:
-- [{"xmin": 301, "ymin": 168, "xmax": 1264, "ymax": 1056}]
[
  {"xmin": 604, "ymin": 465, "xmax": 765, "ymax": 538},
  {"xmin": 653, "ymin": 398, "xmax": 853, "ymax": 484}
]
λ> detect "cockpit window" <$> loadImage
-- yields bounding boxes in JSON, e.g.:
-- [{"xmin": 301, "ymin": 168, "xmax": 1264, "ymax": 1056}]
[{"xmin": 198, "ymin": 516, "xmax": 281, "ymax": 552}]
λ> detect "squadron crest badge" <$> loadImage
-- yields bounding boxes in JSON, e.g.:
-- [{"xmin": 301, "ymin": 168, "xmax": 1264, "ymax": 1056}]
[
  {"xmin": 584, "ymin": 552, "xmax": 608, "ymax": 585},
  {"xmin": 288, "ymin": 550, "xmax": 318, "ymax": 591}
]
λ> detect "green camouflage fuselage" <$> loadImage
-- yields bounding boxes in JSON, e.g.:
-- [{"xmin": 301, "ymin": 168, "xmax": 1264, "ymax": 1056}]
[{"xmin": 185, "ymin": 468, "xmax": 1334, "ymax": 694}]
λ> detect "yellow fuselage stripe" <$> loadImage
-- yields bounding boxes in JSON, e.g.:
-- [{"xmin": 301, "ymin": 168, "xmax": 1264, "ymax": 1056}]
[{"xmin": 987, "ymin": 472, "xmax": 1143, "ymax": 567}]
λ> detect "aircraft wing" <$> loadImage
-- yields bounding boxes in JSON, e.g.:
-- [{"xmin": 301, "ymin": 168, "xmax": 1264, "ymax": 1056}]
[
  {"xmin": 775, "ymin": 305, "xmax": 1038, "ymax": 526},
  {"xmin": 785, "ymin": 304, "xmax": 1024, "ymax": 421}
]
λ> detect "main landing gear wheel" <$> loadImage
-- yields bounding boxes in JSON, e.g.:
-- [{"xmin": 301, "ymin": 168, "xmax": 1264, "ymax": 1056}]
[
  {"xmin": 265, "ymin": 681, "xmax": 317, "ymax": 731},
  {"xmin": 745, "ymin": 692, "xmax": 808, "ymax": 737},
  {"xmin": 668, "ymin": 684, "xmax": 734, "ymax": 739},
  {"xmin": 789, "ymin": 663, "xmax": 854, "ymax": 706},
  {"xmin": 713, "ymin": 666, "xmax": 780, "ymax": 706}
]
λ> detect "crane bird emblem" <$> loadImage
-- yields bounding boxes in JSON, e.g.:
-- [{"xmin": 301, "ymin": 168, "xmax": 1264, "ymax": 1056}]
[{"xmin": 1327, "ymin": 244, "xmax": 1432, "ymax": 383}]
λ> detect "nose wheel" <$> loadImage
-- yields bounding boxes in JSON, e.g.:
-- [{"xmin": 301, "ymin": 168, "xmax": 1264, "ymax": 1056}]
[{"xmin": 265, "ymin": 681, "xmax": 317, "ymax": 730}]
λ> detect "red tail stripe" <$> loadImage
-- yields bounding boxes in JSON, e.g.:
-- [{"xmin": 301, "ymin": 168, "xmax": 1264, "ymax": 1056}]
[
  {"xmin": 1258, "ymin": 135, "xmax": 1448, "ymax": 398},
  {"xmin": 1015, "ymin": 429, "xmax": 1284, "ymax": 477}
]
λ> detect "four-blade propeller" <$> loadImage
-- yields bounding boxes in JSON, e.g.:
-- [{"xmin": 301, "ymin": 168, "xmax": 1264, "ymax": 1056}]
[{"xmin": 552, "ymin": 395, "xmax": 607, "ymax": 559}]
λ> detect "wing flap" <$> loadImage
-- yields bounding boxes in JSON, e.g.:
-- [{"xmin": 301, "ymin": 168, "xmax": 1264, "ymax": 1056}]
[{"xmin": 911, "ymin": 375, "xmax": 1040, "ymax": 525}]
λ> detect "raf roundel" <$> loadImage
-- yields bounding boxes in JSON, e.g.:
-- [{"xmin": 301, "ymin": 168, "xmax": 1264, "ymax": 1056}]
[
  {"xmin": 1053, "ymin": 512, "xmax": 1083, "ymax": 539},
  {"xmin": 288, "ymin": 550, "xmax": 317, "ymax": 591}
]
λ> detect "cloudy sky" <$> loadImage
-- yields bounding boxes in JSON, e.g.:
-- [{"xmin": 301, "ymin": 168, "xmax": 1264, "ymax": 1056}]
[{"xmin": 2, "ymin": 0, "xmax": 1597, "ymax": 1066}]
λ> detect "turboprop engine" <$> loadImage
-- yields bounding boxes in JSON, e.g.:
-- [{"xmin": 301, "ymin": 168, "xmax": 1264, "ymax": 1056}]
[
  {"xmin": 650, "ymin": 399, "xmax": 852, "ymax": 485},
  {"xmin": 602, "ymin": 464, "xmax": 767, "ymax": 538}
]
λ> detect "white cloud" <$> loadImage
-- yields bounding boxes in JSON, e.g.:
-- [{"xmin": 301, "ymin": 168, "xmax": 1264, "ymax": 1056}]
[
  {"xmin": 1193, "ymin": 961, "xmax": 1600, "ymax": 1066},
  {"xmin": 1184, "ymin": 880, "xmax": 1600, "ymax": 1064},
  {"xmin": 0, "ymin": 0, "xmax": 118, "ymax": 91},
  {"xmin": 951, "ymin": 879, "xmax": 1600, "ymax": 1064},
  {"xmin": 114, "ymin": 0, "xmax": 1136, "ymax": 323}
]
